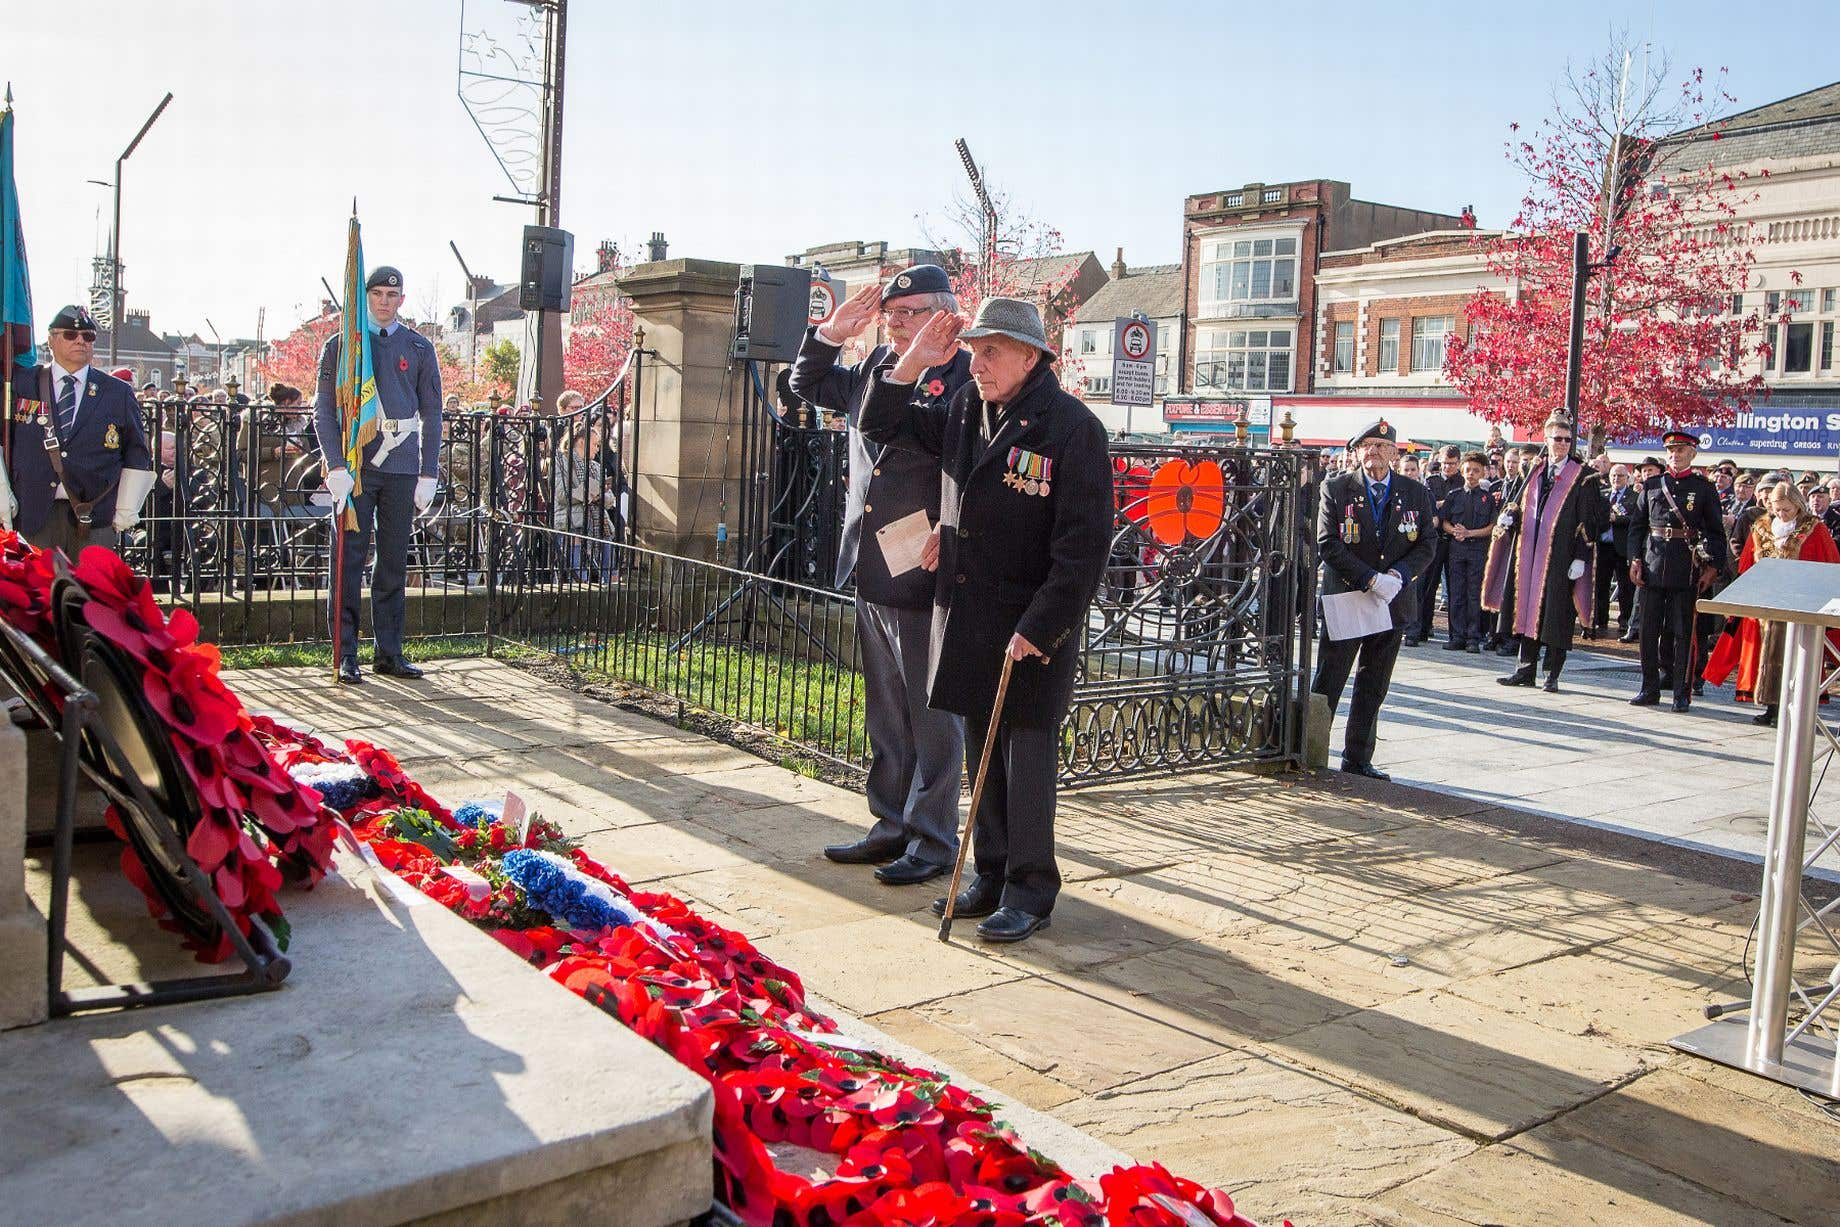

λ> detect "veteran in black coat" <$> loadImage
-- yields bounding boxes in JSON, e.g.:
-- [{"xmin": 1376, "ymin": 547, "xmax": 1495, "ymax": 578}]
[
  {"xmin": 1312, "ymin": 418, "xmax": 1437, "ymax": 780},
  {"xmin": 1628, "ymin": 431, "xmax": 1729, "ymax": 712},
  {"xmin": 7, "ymin": 305, "xmax": 153, "ymax": 555},
  {"xmin": 857, "ymin": 299, "xmax": 1112, "ymax": 944},
  {"xmin": 787, "ymin": 267, "xmax": 973, "ymax": 884}
]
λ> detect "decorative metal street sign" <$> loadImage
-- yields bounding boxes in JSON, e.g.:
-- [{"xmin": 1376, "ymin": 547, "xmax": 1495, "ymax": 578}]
[{"xmin": 1111, "ymin": 315, "xmax": 1156, "ymax": 408}]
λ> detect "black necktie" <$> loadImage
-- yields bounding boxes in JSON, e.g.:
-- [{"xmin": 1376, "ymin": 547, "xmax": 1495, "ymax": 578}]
[
  {"xmin": 56, "ymin": 374, "xmax": 77, "ymax": 435},
  {"xmin": 376, "ymin": 329, "xmax": 387, "ymax": 345}
]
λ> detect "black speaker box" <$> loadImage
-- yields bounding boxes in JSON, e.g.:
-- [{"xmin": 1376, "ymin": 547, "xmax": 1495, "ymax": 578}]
[
  {"xmin": 520, "ymin": 225, "xmax": 575, "ymax": 312},
  {"xmin": 731, "ymin": 264, "xmax": 811, "ymax": 362}
]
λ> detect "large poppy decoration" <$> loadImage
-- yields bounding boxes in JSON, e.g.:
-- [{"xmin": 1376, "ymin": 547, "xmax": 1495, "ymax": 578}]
[{"xmin": 1143, "ymin": 459, "xmax": 1226, "ymax": 546}]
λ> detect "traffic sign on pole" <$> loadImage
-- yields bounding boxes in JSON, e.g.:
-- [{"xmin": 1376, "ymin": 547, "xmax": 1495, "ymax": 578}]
[{"xmin": 1111, "ymin": 315, "xmax": 1156, "ymax": 408}]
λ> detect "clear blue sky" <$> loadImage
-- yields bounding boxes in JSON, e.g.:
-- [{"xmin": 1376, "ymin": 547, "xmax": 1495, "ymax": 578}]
[{"xmin": 7, "ymin": 1, "xmax": 1838, "ymax": 344}]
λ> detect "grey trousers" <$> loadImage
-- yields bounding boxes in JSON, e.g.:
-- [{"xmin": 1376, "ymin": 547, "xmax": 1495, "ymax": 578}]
[
  {"xmin": 330, "ymin": 469, "xmax": 417, "ymax": 662},
  {"xmin": 857, "ymin": 595, "xmax": 965, "ymax": 866},
  {"xmin": 25, "ymin": 503, "xmax": 117, "ymax": 557}
]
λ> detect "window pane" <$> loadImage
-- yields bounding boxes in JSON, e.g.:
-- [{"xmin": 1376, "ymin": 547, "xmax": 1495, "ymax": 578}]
[
  {"xmin": 1247, "ymin": 331, "xmax": 1266, "ymax": 347},
  {"xmin": 1269, "ymin": 329, "xmax": 1291, "ymax": 347},
  {"xmin": 1230, "ymin": 262, "xmax": 1250, "ymax": 299},
  {"xmin": 1245, "ymin": 351, "xmax": 1267, "ymax": 390},
  {"xmin": 1232, "ymin": 241, "xmax": 1251, "ymax": 257},
  {"xmin": 1766, "ymin": 291, "xmax": 1781, "ymax": 314},
  {"xmin": 1731, "ymin": 294, "xmax": 1744, "ymax": 315},
  {"xmin": 1785, "ymin": 322, "xmax": 1814, "ymax": 373},
  {"xmin": 1226, "ymin": 352, "xmax": 1246, "ymax": 387},
  {"xmin": 1250, "ymin": 261, "xmax": 1271, "ymax": 298},
  {"xmin": 1272, "ymin": 259, "xmax": 1295, "ymax": 297},
  {"xmin": 1411, "ymin": 318, "xmax": 1428, "ymax": 341},
  {"xmin": 1253, "ymin": 239, "xmax": 1273, "ymax": 257},
  {"xmin": 1822, "ymin": 322, "xmax": 1834, "ymax": 370},
  {"xmin": 1824, "ymin": 289, "xmax": 1838, "ymax": 313},
  {"xmin": 1275, "ymin": 237, "xmax": 1297, "ymax": 255},
  {"xmin": 1335, "ymin": 322, "xmax": 1354, "ymax": 341},
  {"xmin": 1380, "ymin": 318, "xmax": 1399, "ymax": 338},
  {"xmin": 1228, "ymin": 330, "xmax": 1247, "ymax": 347},
  {"xmin": 1269, "ymin": 350, "xmax": 1291, "ymax": 390}
]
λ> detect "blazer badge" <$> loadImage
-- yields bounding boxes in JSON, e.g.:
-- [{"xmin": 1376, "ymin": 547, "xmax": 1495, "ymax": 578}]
[
  {"xmin": 104, "ymin": 423, "xmax": 120, "ymax": 450},
  {"xmin": 1003, "ymin": 447, "xmax": 1053, "ymax": 497}
]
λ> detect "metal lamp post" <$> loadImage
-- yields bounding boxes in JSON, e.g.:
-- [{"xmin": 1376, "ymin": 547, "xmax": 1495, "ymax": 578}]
[{"xmin": 107, "ymin": 92, "xmax": 173, "ymax": 367}]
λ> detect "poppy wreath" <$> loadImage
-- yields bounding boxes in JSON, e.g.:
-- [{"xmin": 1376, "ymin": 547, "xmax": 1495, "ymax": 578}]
[
  {"xmin": 0, "ymin": 537, "xmax": 339, "ymax": 962},
  {"xmin": 279, "ymin": 714, "xmax": 1262, "ymax": 1227},
  {"xmin": 1142, "ymin": 459, "xmax": 1227, "ymax": 547}
]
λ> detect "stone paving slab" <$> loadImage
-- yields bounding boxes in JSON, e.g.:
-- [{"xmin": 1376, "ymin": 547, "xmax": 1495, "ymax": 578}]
[{"xmin": 215, "ymin": 660, "xmax": 1840, "ymax": 1225}]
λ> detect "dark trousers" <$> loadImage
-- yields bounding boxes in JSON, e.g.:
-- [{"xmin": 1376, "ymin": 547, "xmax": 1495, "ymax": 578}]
[
  {"xmin": 1447, "ymin": 549, "xmax": 1485, "ymax": 643},
  {"xmin": 1312, "ymin": 626, "xmax": 1404, "ymax": 767},
  {"xmin": 1638, "ymin": 585, "xmax": 1698, "ymax": 698},
  {"xmin": 964, "ymin": 713, "xmax": 1060, "ymax": 916},
  {"xmin": 857, "ymin": 596, "xmax": 965, "ymax": 866},
  {"xmin": 329, "ymin": 469, "xmax": 417, "ymax": 662},
  {"xmin": 1594, "ymin": 541, "xmax": 1632, "ymax": 627},
  {"xmin": 24, "ymin": 502, "xmax": 118, "ymax": 557},
  {"xmin": 1415, "ymin": 543, "xmax": 1448, "ymax": 639},
  {"xmin": 1519, "ymin": 636, "xmax": 1566, "ymax": 678}
]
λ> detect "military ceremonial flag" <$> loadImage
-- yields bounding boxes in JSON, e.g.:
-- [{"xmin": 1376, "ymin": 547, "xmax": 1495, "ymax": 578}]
[
  {"xmin": 334, "ymin": 207, "xmax": 380, "ymax": 530},
  {"xmin": 1, "ymin": 86, "xmax": 34, "ymax": 522}
]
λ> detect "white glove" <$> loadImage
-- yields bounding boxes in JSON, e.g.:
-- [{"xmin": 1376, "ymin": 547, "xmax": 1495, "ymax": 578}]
[
  {"xmin": 325, "ymin": 468, "xmax": 355, "ymax": 507},
  {"xmin": 112, "ymin": 507, "xmax": 138, "ymax": 532},
  {"xmin": 1568, "ymin": 559, "xmax": 1586, "ymax": 580},
  {"xmin": 1370, "ymin": 571, "xmax": 1404, "ymax": 603},
  {"xmin": 415, "ymin": 476, "xmax": 438, "ymax": 512},
  {"xmin": 1498, "ymin": 509, "xmax": 1517, "ymax": 530}
]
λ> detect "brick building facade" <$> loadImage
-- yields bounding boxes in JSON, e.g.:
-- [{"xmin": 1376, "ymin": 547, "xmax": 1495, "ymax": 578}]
[{"xmin": 1180, "ymin": 180, "xmax": 1465, "ymax": 398}]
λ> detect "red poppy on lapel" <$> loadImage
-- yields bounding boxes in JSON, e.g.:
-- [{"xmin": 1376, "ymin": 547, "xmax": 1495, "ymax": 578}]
[{"xmin": 398, "ymin": 356, "xmax": 409, "ymax": 372}]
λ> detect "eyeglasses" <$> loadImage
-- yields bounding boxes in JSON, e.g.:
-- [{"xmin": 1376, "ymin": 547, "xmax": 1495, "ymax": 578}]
[
  {"xmin": 54, "ymin": 328, "xmax": 97, "ymax": 342},
  {"xmin": 1549, "ymin": 436, "xmax": 1573, "ymax": 445},
  {"xmin": 882, "ymin": 306, "xmax": 933, "ymax": 323}
]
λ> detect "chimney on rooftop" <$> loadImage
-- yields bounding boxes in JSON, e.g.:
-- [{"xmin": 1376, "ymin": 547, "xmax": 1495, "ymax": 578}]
[
  {"xmin": 1110, "ymin": 247, "xmax": 1127, "ymax": 280},
  {"xmin": 646, "ymin": 231, "xmax": 669, "ymax": 262},
  {"xmin": 597, "ymin": 239, "xmax": 619, "ymax": 273}
]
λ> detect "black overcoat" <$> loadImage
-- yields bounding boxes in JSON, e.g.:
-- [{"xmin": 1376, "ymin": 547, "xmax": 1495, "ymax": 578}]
[
  {"xmin": 857, "ymin": 360, "xmax": 1112, "ymax": 728},
  {"xmin": 1316, "ymin": 469, "xmax": 1438, "ymax": 630}
]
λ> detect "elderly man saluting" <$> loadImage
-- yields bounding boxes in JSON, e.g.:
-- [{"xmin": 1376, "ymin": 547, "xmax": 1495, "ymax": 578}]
[
  {"xmin": 857, "ymin": 298, "xmax": 1112, "ymax": 944},
  {"xmin": 788, "ymin": 267, "xmax": 973, "ymax": 886}
]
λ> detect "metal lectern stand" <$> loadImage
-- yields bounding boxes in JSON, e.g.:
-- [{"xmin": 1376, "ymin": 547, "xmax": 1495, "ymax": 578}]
[{"xmin": 1671, "ymin": 558, "xmax": 1840, "ymax": 1098}]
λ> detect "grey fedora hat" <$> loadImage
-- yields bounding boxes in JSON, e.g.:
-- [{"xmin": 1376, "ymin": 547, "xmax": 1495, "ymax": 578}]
[{"xmin": 959, "ymin": 296, "xmax": 1054, "ymax": 356}]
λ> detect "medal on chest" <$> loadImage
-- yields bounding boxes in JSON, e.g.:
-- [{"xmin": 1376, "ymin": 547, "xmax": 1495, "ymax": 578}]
[
  {"xmin": 1684, "ymin": 492, "xmax": 1696, "ymax": 512},
  {"xmin": 1343, "ymin": 502, "xmax": 1361, "ymax": 545},
  {"xmin": 1005, "ymin": 447, "xmax": 1052, "ymax": 497},
  {"xmin": 1402, "ymin": 509, "xmax": 1418, "ymax": 541}
]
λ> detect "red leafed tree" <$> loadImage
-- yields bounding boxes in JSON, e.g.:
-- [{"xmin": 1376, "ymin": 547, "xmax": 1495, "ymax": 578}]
[
  {"xmin": 564, "ymin": 278, "xmax": 637, "ymax": 404},
  {"xmin": 1444, "ymin": 42, "xmax": 1774, "ymax": 447},
  {"xmin": 257, "ymin": 304, "xmax": 339, "ymax": 391},
  {"xmin": 921, "ymin": 184, "xmax": 1083, "ymax": 350}
]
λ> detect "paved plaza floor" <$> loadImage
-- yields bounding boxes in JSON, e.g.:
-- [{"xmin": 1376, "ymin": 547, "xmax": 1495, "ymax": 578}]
[
  {"xmin": 226, "ymin": 658, "xmax": 1840, "ymax": 1226},
  {"xmin": 1338, "ymin": 640, "xmax": 1840, "ymax": 878}
]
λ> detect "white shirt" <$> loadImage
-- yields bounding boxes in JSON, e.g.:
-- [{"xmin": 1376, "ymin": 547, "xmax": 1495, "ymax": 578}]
[{"xmin": 49, "ymin": 362, "xmax": 91, "ymax": 500}]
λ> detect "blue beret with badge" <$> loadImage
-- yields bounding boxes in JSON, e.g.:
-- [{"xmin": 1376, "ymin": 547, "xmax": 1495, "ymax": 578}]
[
  {"xmin": 366, "ymin": 266, "xmax": 404, "ymax": 291},
  {"xmin": 48, "ymin": 304, "xmax": 99, "ymax": 333},
  {"xmin": 881, "ymin": 264, "xmax": 951, "ymax": 304},
  {"xmin": 1348, "ymin": 417, "xmax": 1398, "ymax": 448}
]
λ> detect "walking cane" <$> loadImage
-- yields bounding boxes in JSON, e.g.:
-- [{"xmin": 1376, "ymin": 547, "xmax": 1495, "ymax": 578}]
[
  {"xmin": 330, "ymin": 502, "xmax": 345, "ymax": 682},
  {"xmin": 938, "ymin": 650, "xmax": 1017, "ymax": 943}
]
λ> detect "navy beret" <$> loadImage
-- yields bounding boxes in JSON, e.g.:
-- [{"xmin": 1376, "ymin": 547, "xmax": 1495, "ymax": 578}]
[
  {"xmin": 367, "ymin": 266, "xmax": 404, "ymax": 292},
  {"xmin": 881, "ymin": 264, "xmax": 951, "ymax": 303},
  {"xmin": 49, "ymin": 304, "xmax": 98, "ymax": 332},
  {"xmin": 1349, "ymin": 417, "xmax": 1398, "ymax": 448}
]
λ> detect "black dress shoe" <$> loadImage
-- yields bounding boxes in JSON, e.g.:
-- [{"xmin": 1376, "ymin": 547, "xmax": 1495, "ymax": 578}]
[
  {"xmin": 1752, "ymin": 706, "xmax": 1779, "ymax": 727},
  {"xmin": 1629, "ymin": 690, "xmax": 1661, "ymax": 706},
  {"xmin": 1672, "ymin": 695, "xmax": 1692, "ymax": 713},
  {"xmin": 976, "ymin": 906, "xmax": 1051, "ymax": 943},
  {"xmin": 823, "ymin": 835, "xmax": 906, "ymax": 865},
  {"xmin": 1498, "ymin": 667, "xmax": 1536, "ymax": 687},
  {"xmin": 1442, "ymin": 639, "xmax": 1468, "ymax": 652},
  {"xmin": 1466, "ymin": 643, "xmax": 1482, "ymax": 654},
  {"xmin": 1495, "ymin": 642, "xmax": 1518, "ymax": 657},
  {"xmin": 1618, "ymin": 631, "xmax": 1638, "ymax": 643},
  {"xmin": 875, "ymin": 853, "xmax": 947, "ymax": 886},
  {"xmin": 1542, "ymin": 675, "xmax": 1561, "ymax": 693},
  {"xmin": 931, "ymin": 879, "xmax": 1001, "ymax": 920},
  {"xmin": 1402, "ymin": 634, "xmax": 1421, "ymax": 648},
  {"xmin": 1340, "ymin": 760, "xmax": 1390, "ymax": 781},
  {"xmin": 1692, "ymin": 681, "xmax": 1705, "ymax": 697},
  {"xmin": 336, "ymin": 659, "xmax": 363, "ymax": 685},
  {"xmin": 373, "ymin": 655, "xmax": 424, "ymax": 679}
]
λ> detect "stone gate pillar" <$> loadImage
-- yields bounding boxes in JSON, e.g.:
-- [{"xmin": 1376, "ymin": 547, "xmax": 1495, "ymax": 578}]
[{"xmin": 618, "ymin": 259, "xmax": 750, "ymax": 561}]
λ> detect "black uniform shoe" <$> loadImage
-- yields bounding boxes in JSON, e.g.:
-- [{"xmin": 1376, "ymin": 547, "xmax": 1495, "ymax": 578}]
[
  {"xmin": 1672, "ymin": 695, "xmax": 1692, "ymax": 713},
  {"xmin": 373, "ymin": 655, "xmax": 424, "ymax": 679},
  {"xmin": 1542, "ymin": 675, "xmax": 1561, "ymax": 693},
  {"xmin": 976, "ymin": 907, "xmax": 1051, "ymax": 944},
  {"xmin": 1692, "ymin": 680, "xmax": 1705, "ymax": 697},
  {"xmin": 1495, "ymin": 642, "xmax": 1519, "ymax": 657},
  {"xmin": 1629, "ymin": 690, "xmax": 1661, "ymax": 706},
  {"xmin": 824, "ymin": 835, "xmax": 906, "ymax": 865},
  {"xmin": 1442, "ymin": 639, "xmax": 1469, "ymax": 652},
  {"xmin": 336, "ymin": 659, "xmax": 363, "ymax": 685},
  {"xmin": 1340, "ymin": 760, "xmax": 1390, "ymax": 781},
  {"xmin": 1466, "ymin": 643, "xmax": 1482, "ymax": 654},
  {"xmin": 931, "ymin": 879, "xmax": 1001, "ymax": 920},
  {"xmin": 1618, "ymin": 630, "xmax": 1639, "ymax": 643},
  {"xmin": 1402, "ymin": 634, "xmax": 1421, "ymax": 648},
  {"xmin": 1752, "ymin": 706, "xmax": 1779, "ymax": 727},
  {"xmin": 1498, "ymin": 667, "xmax": 1537, "ymax": 687},
  {"xmin": 875, "ymin": 854, "xmax": 947, "ymax": 886}
]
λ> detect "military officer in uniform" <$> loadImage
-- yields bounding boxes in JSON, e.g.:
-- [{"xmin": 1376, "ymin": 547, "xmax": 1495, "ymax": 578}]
[
  {"xmin": 858, "ymin": 298, "xmax": 1112, "ymax": 944},
  {"xmin": 6, "ymin": 305, "xmax": 154, "ymax": 554},
  {"xmin": 788, "ymin": 266, "xmax": 973, "ymax": 885},
  {"xmin": 1628, "ymin": 429, "xmax": 1728, "ymax": 712},
  {"xmin": 313, "ymin": 266, "xmax": 443, "ymax": 685},
  {"xmin": 1311, "ymin": 419, "xmax": 1437, "ymax": 780}
]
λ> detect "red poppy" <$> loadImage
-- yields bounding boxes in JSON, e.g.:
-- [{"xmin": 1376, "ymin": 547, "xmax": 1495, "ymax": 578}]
[
  {"xmin": 1143, "ymin": 459, "xmax": 1225, "ymax": 545},
  {"xmin": 925, "ymin": 378, "xmax": 946, "ymax": 398},
  {"xmin": 144, "ymin": 649, "xmax": 243, "ymax": 745}
]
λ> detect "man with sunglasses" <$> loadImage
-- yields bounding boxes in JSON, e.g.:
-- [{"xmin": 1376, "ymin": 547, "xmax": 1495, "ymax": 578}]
[
  {"xmin": 1485, "ymin": 412, "xmax": 1605, "ymax": 693},
  {"xmin": 787, "ymin": 265, "xmax": 972, "ymax": 886},
  {"xmin": 6, "ymin": 305, "xmax": 153, "ymax": 553}
]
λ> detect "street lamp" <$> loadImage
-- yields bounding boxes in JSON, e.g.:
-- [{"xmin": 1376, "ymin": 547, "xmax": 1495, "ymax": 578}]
[
  {"xmin": 204, "ymin": 317, "xmax": 222, "ymax": 387},
  {"xmin": 107, "ymin": 92, "xmax": 174, "ymax": 367}
]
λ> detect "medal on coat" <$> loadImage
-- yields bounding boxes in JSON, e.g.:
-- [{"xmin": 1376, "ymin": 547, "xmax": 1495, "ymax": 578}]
[
  {"xmin": 1344, "ymin": 503, "xmax": 1360, "ymax": 545},
  {"xmin": 1403, "ymin": 509, "xmax": 1419, "ymax": 541},
  {"xmin": 1006, "ymin": 447, "xmax": 1052, "ymax": 496},
  {"xmin": 103, "ymin": 423, "xmax": 120, "ymax": 450},
  {"xmin": 1685, "ymin": 492, "xmax": 1696, "ymax": 512}
]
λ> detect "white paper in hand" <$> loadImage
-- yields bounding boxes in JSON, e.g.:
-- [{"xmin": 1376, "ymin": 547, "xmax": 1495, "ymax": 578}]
[
  {"xmin": 875, "ymin": 509, "xmax": 934, "ymax": 576},
  {"xmin": 1322, "ymin": 590, "xmax": 1393, "ymax": 641}
]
